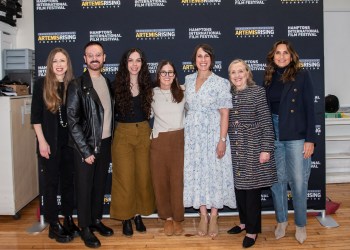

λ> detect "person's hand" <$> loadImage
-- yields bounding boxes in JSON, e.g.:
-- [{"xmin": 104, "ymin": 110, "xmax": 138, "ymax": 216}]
[
  {"xmin": 216, "ymin": 141, "xmax": 226, "ymax": 159},
  {"xmin": 304, "ymin": 142, "xmax": 314, "ymax": 159},
  {"xmin": 85, "ymin": 155, "xmax": 95, "ymax": 165},
  {"xmin": 39, "ymin": 140, "xmax": 51, "ymax": 159},
  {"xmin": 259, "ymin": 152, "xmax": 270, "ymax": 164}
]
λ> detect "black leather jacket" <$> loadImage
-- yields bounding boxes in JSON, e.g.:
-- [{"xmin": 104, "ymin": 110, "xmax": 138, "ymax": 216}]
[{"xmin": 66, "ymin": 70, "xmax": 114, "ymax": 160}]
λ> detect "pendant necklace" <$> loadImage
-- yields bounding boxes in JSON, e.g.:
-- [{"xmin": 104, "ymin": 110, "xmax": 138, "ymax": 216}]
[
  {"xmin": 58, "ymin": 105, "xmax": 67, "ymax": 127},
  {"xmin": 160, "ymin": 88, "xmax": 170, "ymax": 102}
]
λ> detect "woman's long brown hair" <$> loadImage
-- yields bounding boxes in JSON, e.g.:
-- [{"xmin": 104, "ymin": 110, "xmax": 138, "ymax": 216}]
[
  {"xmin": 155, "ymin": 60, "xmax": 184, "ymax": 103},
  {"xmin": 43, "ymin": 47, "xmax": 73, "ymax": 113},
  {"xmin": 264, "ymin": 40, "xmax": 301, "ymax": 86}
]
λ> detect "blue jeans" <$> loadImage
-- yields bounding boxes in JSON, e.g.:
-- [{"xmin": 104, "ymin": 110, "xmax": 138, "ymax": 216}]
[{"xmin": 271, "ymin": 114, "xmax": 311, "ymax": 227}]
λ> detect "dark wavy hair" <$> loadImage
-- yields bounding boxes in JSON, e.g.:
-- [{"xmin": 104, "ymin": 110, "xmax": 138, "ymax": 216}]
[
  {"xmin": 155, "ymin": 60, "xmax": 184, "ymax": 103},
  {"xmin": 113, "ymin": 48, "xmax": 153, "ymax": 119},
  {"xmin": 191, "ymin": 43, "xmax": 215, "ymax": 71},
  {"xmin": 264, "ymin": 40, "xmax": 301, "ymax": 86}
]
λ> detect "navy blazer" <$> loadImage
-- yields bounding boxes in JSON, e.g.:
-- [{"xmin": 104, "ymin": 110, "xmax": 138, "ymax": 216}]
[{"xmin": 265, "ymin": 69, "xmax": 316, "ymax": 143}]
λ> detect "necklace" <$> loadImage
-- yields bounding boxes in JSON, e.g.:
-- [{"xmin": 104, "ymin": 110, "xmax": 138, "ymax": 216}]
[
  {"xmin": 58, "ymin": 105, "xmax": 67, "ymax": 128},
  {"xmin": 159, "ymin": 88, "xmax": 171, "ymax": 102}
]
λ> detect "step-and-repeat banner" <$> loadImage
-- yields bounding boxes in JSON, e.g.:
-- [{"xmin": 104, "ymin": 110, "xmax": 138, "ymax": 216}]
[{"xmin": 34, "ymin": 0, "xmax": 325, "ymax": 214}]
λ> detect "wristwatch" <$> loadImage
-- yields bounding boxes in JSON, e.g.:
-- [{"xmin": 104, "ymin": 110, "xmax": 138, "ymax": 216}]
[{"xmin": 220, "ymin": 137, "xmax": 226, "ymax": 142}]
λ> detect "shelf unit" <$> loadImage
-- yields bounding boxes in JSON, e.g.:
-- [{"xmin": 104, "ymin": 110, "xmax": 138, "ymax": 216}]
[
  {"xmin": 325, "ymin": 117, "xmax": 350, "ymax": 183},
  {"xmin": 0, "ymin": 96, "xmax": 38, "ymax": 216}
]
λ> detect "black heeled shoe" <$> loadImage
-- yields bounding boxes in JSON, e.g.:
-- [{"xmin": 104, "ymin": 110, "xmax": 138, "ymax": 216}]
[
  {"xmin": 81, "ymin": 227, "xmax": 101, "ymax": 248},
  {"xmin": 134, "ymin": 215, "xmax": 146, "ymax": 233},
  {"xmin": 122, "ymin": 219, "xmax": 133, "ymax": 237},
  {"xmin": 90, "ymin": 219, "xmax": 114, "ymax": 237},
  {"xmin": 227, "ymin": 225, "xmax": 246, "ymax": 234},
  {"xmin": 48, "ymin": 221, "xmax": 73, "ymax": 243},
  {"xmin": 243, "ymin": 234, "xmax": 258, "ymax": 248},
  {"xmin": 63, "ymin": 215, "xmax": 80, "ymax": 237}
]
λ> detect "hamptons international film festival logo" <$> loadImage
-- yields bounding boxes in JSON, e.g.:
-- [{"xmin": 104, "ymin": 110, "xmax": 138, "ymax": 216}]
[
  {"xmin": 189, "ymin": 27, "xmax": 221, "ymax": 39},
  {"xmin": 135, "ymin": 0, "xmax": 167, "ymax": 7},
  {"xmin": 288, "ymin": 26, "xmax": 319, "ymax": 37},
  {"xmin": 235, "ymin": 26, "xmax": 274, "ymax": 38},
  {"xmin": 245, "ymin": 59, "xmax": 266, "ymax": 71},
  {"xmin": 136, "ymin": 28, "xmax": 175, "ymax": 40},
  {"xmin": 36, "ymin": 0, "xmax": 68, "ymax": 10},
  {"xmin": 90, "ymin": 30, "xmax": 122, "ymax": 42},
  {"xmin": 281, "ymin": 0, "xmax": 319, "ymax": 4},
  {"xmin": 235, "ymin": 0, "xmax": 267, "ymax": 5},
  {"xmin": 311, "ymin": 160, "xmax": 321, "ymax": 169},
  {"xmin": 37, "ymin": 31, "xmax": 77, "ymax": 44},
  {"xmin": 181, "ymin": 0, "xmax": 222, "ymax": 6},
  {"xmin": 148, "ymin": 62, "xmax": 159, "ymax": 74},
  {"xmin": 182, "ymin": 61, "xmax": 222, "ymax": 73},
  {"xmin": 37, "ymin": 66, "xmax": 47, "ymax": 77},
  {"xmin": 81, "ymin": 0, "xmax": 121, "ymax": 8}
]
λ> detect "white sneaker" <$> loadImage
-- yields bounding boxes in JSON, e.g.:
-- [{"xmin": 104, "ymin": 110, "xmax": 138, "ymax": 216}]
[
  {"xmin": 295, "ymin": 226, "xmax": 307, "ymax": 244},
  {"xmin": 275, "ymin": 221, "xmax": 288, "ymax": 239}
]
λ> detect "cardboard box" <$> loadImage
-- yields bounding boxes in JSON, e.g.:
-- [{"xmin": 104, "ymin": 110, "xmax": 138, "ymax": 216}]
[{"xmin": 4, "ymin": 84, "xmax": 29, "ymax": 96}]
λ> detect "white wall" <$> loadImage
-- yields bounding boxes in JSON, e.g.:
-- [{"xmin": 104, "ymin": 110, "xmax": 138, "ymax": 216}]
[
  {"xmin": 16, "ymin": 0, "xmax": 34, "ymax": 50},
  {"xmin": 324, "ymin": 0, "xmax": 350, "ymax": 107},
  {"xmin": 14, "ymin": 0, "xmax": 350, "ymax": 106}
]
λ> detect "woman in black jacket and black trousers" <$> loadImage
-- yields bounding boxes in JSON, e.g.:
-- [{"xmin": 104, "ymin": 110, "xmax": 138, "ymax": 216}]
[{"xmin": 31, "ymin": 47, "xmax": 79, "ymax": 243}]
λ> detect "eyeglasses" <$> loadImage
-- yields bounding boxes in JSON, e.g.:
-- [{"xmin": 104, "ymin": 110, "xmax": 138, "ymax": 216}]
[{"xmin": 160, "ymin": 71, "xmax": 175, "ymax": 77}]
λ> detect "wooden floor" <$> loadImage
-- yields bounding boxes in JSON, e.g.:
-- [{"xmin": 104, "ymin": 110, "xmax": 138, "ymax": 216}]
[{"xmin": 1, "ymin": 183, "xmax": 349, "ymax": 250}]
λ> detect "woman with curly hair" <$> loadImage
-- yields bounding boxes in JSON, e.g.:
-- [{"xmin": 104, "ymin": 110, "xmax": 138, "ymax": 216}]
[{"xmin": 110, "ymin": 48, "xmax": 156, "ymax": 237}]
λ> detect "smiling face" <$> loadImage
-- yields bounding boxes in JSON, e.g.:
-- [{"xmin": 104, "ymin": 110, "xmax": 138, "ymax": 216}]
[
  {"xmin": 84, "ymin": 44, "xmax": 105, "ymax": 72},
  {"xmin": 195, "ymin": 47, "xmax": 211, "ymax": 72},
  {"xmin": 273, "ymin": 43, "xmax": 292, "ymax": 68},
  {"xmin": 52, "ymin": 52, "xmax": 68, "ymax": 81},
  {"xmin": 159, "ymin": 63, "xmax": 175, "ymax": 90},
  {"xmin": 229, "ymin": 62, "xmax": 248, "ymax": 91},
  {"xmin": 127, "ymin": 51, "xmax": 142, "ymax": 77}
]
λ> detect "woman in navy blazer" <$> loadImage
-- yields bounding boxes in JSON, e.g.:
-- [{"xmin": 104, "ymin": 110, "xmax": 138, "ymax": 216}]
[{"xmin": 264, "ymin": 40, "xmax": 315, "ymax": 244}]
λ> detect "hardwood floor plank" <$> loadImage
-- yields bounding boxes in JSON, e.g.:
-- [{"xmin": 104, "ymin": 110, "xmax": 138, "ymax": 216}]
[{"xmin": 0, "ymin": 183, "xmax": 349, "ymax": 249}]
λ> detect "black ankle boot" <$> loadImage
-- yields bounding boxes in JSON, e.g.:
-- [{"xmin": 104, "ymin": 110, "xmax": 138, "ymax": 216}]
[
  {"xmin": 90, "ymin": 219, "xmax": 114, "ymax": 237},
  {"xmin": 122, "ymin": 219, "xmax": 133, "ymax": 237},
  {"xmin": 81, "ymin": 227, "xmax": 101, "ymax": 248},
  {"xmin": 134, "ymin": 215, "xmax": 146, "ymax": 232},
  {"xmin": 48, "ymin": 221, "xmax": 73, "ymax": 243},
  {"xmin": 63, "ymin": 216, "xmax": 80, "ymax": 237}
]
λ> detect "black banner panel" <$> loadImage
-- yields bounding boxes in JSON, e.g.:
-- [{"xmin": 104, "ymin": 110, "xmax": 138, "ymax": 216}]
[{"xmin": 34, "ymin": 0, "xmax": 325, "ymax": 215}]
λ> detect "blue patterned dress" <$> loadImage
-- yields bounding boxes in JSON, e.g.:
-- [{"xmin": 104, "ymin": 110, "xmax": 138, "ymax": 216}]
[{"xmin": 183, "ymin": 72, "xmax": 236, "ymax": 209}]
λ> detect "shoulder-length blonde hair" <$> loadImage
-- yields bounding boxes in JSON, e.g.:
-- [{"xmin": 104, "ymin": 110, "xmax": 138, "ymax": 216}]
[
  {"xmin": 228, "ymin": 59, "xmax": 255, "ymax": 91},
  {"xmin": 43, "ymin": 47, "xmax": 73, "ymax": 113},
  {"xmin": 264, "ymin": 40, "xmax": 301, "ymax": 86}
]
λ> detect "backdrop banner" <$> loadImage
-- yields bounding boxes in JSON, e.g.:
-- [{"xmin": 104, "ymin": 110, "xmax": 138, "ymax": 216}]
[{"xmin": 34, "ymin": 0, "xmax": 325, "ymax": 215}]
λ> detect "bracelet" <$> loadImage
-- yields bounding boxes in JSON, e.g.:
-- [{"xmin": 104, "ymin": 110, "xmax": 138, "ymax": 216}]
[{"xmin": 220, "ymin": 137, "xmax": 226, "ymax": 142}]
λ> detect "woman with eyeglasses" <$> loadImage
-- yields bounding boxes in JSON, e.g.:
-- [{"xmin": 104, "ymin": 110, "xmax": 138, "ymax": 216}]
[
  {"xmin": 183, "ymin": 44, "xmax": 236, "ymax": 238},
  {"xmin": 110, "ymin": 48, "xmax": 156, "ymax": 237},
  {"xmin": 149, "ymin": 60, "xmax": 186, "ymax": 236}
]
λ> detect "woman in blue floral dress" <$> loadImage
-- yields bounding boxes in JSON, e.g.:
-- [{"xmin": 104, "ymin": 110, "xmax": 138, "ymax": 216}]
[{"xmin": 183, "ymin": 44, "xmax": 236, "ymax": 238}]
